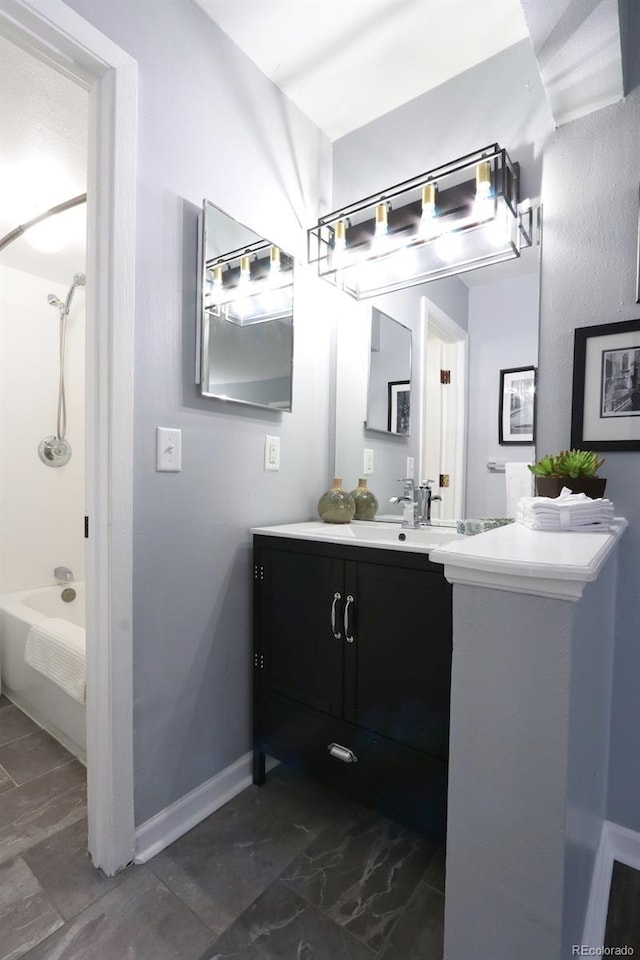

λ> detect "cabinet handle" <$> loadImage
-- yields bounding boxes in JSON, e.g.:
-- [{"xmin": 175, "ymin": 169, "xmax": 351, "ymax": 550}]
[
  {"xmin": 344, "ymin": 595, "xmax": 355, "ymax": 643},
  {"xmin": 328, "ymin": 743, "xmax": 358, "ymax": 763},
  {"xmin": 330, "ymin": 592, "xmax": 342, "ymax": 639}
]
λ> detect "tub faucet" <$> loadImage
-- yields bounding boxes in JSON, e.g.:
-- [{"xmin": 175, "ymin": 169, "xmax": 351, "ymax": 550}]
[
  {"xmin": 54, "ymin": 566, "xmax": 74, "ymax": 583},
  {"xmin": 390, "ymin": 479, "xmax": 419, "ymax": 528}
]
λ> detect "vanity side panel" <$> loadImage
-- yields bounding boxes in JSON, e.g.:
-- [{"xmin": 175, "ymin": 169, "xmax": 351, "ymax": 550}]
[
  {"xmin": 444, "ymin": 584, "xmax": 572, "ymax": 960},
  {"xmin": 563, "ymin": 552, "xmax": 617, "ymax": 954}
]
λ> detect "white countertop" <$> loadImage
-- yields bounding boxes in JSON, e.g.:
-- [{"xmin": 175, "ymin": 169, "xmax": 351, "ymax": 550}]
[
  {"xmin": 429, "ymin": 518, "xmax": 628, "ymax": 601},
  {"xmin": 251, "ymin": 520, "xmax": 463, "ymax": 555}
]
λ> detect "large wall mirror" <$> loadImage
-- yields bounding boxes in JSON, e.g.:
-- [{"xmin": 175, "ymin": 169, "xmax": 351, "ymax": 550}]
[
  {"xmin": 197, "ymin": 200, "xmax": 294, "ymax": 411},
  {"xmin": 334, "ymin": 244, "xmax": 540, "ymax": 521}
]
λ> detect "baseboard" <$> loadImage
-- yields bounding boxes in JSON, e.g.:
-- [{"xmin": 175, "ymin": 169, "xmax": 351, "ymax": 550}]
[
  {"xmin": 583, "ymin": 820, "xmax": 640, "ymax": 946},
  {"xmin": 134, "ymin": 752, "xmax": 278, "ymax": 863}
]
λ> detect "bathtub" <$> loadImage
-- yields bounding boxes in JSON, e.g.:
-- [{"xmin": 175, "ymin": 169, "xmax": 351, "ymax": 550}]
[{"xmin": 0, "ymin": 582, "xmax": 86, "ymax": 763}]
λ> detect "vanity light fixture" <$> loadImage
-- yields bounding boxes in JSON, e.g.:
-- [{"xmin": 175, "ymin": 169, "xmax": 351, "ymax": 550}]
[
  {"xmin": 308, "ymin": 143, "xmax": 536, "ymax": 299},
  {"xmin": 204, "ymin": 240, "xmax": 293, "ymax": 326}
]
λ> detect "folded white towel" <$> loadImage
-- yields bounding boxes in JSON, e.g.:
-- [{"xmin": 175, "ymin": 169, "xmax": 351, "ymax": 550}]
[
  {"xmin": 505, "ymin": 463, "xmax": 534, "ymax": 519},
  {"xmin": 24, "ymin": 618, "xmax": 86, "ymax": 704},
  {"xmin": 516, "ymin": 486, "xmax": 614, "ymax": 531}
]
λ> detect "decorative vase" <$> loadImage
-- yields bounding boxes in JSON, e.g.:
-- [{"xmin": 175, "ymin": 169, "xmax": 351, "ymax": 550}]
[
  {"xmin": 317, "ymin": 478, "xmax": 355, "ymax": 524},
  {"xmin": 350, "ymin": 478, "xmax": 379, "ymax": 520},
  {"xmin": 536, "ymin": 476, "xmax": 607, "ymax": 499}
]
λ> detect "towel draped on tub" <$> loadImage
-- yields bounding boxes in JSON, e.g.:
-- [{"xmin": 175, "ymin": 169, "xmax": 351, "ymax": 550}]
[{"xmin": 24, "ymin": 618, "xmax": 86, "ymax": 704}]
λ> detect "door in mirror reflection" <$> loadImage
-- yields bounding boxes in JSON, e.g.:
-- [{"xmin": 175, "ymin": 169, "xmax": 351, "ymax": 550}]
[
  {"xmin": 198, "ymin": 200, "xmax": 294, "ymax": 411},
  {"xmin": 365, "ymin": 308, "xmax": 412, "ymax": 435}
]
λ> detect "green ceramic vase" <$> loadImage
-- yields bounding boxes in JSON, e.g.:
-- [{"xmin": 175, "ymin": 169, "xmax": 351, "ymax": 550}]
[
  {"xmin": 317, "ymin": 478, "xmax": 355, "ymax": 524},
  {"xmin": 350, "ymin": 478, "xmax": 379, "ymax": 520}
]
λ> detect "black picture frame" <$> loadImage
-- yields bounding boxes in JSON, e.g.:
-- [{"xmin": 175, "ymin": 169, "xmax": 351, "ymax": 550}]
[
  {"xmin": 571, "ymin": 319, "xmax": 640, "ymax": 451},
  {"xmin": 498, "ymin": 366, "xmax": 536, "ymax": 445},
  {"xmin": 387, "ymin": 380, "xmax": 410, "ymax": 434},
  {"xmin": 636, "ymin": 184, "xmax": 640, "ymax": 304}
]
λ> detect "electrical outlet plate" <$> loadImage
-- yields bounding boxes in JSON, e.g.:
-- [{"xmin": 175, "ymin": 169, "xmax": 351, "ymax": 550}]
[
  {"xmin": 406, "ymin": 456, "xmax": 415, "ymax": 479},
  {"xmin": 156, "ymin": 427, "xmax": 182, "ymax": 472},
  {"xmin": 363, "ymin": 448, "xmax": 374, "ymax": 475},
  {"xmin": 264, "ymin": 435, "xmax": 280, "ymax": 471}
]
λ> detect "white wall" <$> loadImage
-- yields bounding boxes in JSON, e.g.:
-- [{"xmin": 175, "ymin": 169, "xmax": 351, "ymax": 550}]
[
  {"xmin": 0, "ymin": 265, "xmax": 85, "ymax": 593},
  {"xmin": 64, "ymin": 0, "xmax": 333, "ymax": 825},
  {"xmin": 465, "ymin": 271, "xmax": 539, "ymax": 518}
]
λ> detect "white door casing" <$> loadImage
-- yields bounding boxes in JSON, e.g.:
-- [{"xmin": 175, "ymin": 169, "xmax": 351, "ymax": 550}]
[
  {"xmin": 421, "ymin": 297, "xmax": 468, "ymax": 520},
  {"xmin": 0, "ymin": 0, "xmax": 137, "ymax": 875}
]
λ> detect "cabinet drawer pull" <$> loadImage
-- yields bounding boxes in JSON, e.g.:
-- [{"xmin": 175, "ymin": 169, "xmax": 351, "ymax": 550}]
[
  {"xmin": 344, "ymin": 595, "xmax": 355, "ymax": 643},
  {"xmin": 328, "ymin": 743, "xmax": 358, "ymax": 763},
  {"xmin": 330, "ymin": 592, "xmax": 342, "ymax": 639}
]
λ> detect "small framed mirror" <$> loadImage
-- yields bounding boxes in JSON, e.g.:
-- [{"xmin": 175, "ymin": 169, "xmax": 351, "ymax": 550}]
[
  {"xmin": 197, "ymin": 200, "xmax": 294, "ymax": 411},
  {"xmin": 365, "ymin": 307, "xmax": 412, "ymax": 435}
]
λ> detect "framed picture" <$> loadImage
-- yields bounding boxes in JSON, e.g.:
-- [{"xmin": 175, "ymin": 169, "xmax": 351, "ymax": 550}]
[
  {"xmin": 499, "ymin": 366, "xmax": 536, "ymax": 445},
  {"xmin": 388, "ymin": 380, "xmax": 410, "ymax": 434},
  {"xmin": 571, "ymin": 319, "xmax": 640, "ymax": 451}
]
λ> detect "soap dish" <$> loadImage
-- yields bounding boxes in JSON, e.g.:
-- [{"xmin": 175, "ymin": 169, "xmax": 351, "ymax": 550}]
[{"xmin": 456, "ymin": 518, "xmax": 514, "ymax": 536}]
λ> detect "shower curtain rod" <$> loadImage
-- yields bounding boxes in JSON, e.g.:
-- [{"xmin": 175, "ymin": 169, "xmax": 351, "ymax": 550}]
[{"xmin": 0, "ymin": 193, "xmax": 87, "ymax": 252}]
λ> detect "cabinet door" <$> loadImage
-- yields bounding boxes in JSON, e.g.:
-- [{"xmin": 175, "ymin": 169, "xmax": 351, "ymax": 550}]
[
  {"xmin": 343, "ymin": 560, "xmax": 452, "ymax": 760},
  {"xmin": 256, "ymin": 545, "xmax": 344, "ymax": 717}
]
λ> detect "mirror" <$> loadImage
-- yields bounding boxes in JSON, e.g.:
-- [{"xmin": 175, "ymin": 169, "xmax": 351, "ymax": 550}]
[
  {"xmin": 366, "ymin": 309, "xmax": 412, "ymax": 435},
  {"xmin": 334, "ymin": 246, "xmax": 540, "ymax": 521},
  {"xmin": 197, "ymin": 200, "xmax": 294, "ymax": 411}
]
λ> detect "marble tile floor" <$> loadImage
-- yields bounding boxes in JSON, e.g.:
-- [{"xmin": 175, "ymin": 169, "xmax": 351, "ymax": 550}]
[{"xmin": 0, "ymin": 695, "xmax": 445, "ymax": 960}]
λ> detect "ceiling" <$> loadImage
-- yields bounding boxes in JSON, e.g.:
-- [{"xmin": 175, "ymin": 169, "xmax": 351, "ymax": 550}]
[
  {"xmin": 0, "ymin": 34, "xmax": 88, "ymax": 285},
  {"xmin": 196, "ymin": 0, "xmax": 530, "ymax": 140}
]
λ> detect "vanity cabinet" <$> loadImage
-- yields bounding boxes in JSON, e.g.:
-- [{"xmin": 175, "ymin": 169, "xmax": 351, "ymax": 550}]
[{"xmin": 253, "ymin": 534, "xmax": 452, "ymax": 836}]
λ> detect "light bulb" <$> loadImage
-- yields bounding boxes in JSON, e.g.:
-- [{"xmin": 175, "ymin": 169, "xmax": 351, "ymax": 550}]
[
  {"xmin": 475, "ymin": 161, "xmax": 491, "ymax": 200},
  {"xmin": 239, "ymin": 254, "xmax": 251, "ymax": 290},
  {"xmin": 420, "ymin": 182, "xmax": 438, "ymax": 240},
  {"xmin": 371, "ymin": 203, "xmax": 389, "ymax": 255},
  {"xmin": 330, "ymin": 219, "xmax": 352, "ymax": 274},
  {"xmin": 473, "ymin": 160, "xmax": 493, "ymax": 222}
]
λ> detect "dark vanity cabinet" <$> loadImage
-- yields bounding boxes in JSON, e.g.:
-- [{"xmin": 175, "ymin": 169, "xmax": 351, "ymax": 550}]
[{"xmin": 253, "ymin": 535, "xmax": 452, "ymax": 836}]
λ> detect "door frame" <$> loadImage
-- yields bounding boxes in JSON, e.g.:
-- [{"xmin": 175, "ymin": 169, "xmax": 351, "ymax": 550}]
[
  {"xmin": 0, "ymin": 0, "xmax": 137, "ymax": 875},
  {"xmin": 420, "ymin": 297, "xmax": 468, "ymax": 519}
]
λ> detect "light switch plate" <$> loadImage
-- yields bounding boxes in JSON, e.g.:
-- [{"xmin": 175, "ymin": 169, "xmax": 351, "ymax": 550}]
[
  {"xmin": 157, "ymin": 427, "xmax": 182, "ymax": 471},
  {"xmin": 406, "ymin": 456, "xmax": 415, "ymax": 479},
  {"xmin": 363, "ymin": 448, "xmax": 374, "ymax": 475},
  {"xmin": 264, "ymin": 435, "xmax": 280, "ymax": 471}
]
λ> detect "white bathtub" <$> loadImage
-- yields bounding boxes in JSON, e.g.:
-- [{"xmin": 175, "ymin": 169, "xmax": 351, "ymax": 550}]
[{"xmin": 0, "ymin": 582, "xmax": 86, "ymax": 763}]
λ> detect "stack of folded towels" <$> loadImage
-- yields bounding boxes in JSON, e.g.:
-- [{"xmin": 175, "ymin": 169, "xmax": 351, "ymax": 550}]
[{"xmin": 516, "ymin": 486, "xmax": 615, "ymax": 531}]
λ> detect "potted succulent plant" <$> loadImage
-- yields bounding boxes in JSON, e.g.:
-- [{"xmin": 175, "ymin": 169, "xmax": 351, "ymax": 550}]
[{"xmin": 528, "ymin": 450, "xmax": 607, "ymax": 499}]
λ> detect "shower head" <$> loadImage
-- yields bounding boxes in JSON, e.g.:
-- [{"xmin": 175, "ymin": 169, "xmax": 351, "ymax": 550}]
[{"xmin": 63, "ymin": 273, "xmax": 86, "ymax": 315}]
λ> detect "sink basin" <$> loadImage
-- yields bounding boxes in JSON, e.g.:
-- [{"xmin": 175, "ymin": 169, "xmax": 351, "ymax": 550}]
[{"xmin": 251, "ymin": 520, "xmax": 464, "ymax": 554}]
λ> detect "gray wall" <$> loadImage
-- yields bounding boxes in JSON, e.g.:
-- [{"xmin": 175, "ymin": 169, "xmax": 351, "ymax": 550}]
[
  {"xmin": 333, "ymin": 38, "xmax": 554, "ymax": 209},
  {"xmin": 466, "ymin": 271, "xmax": 540, "ymax": 517},
  {"xmin": 538, "ymin": 81, "xmax": 640, "ymax": 833},
  {"xmin": 64, "ymin": 0, "xmax": 333, "ymax": 824}
]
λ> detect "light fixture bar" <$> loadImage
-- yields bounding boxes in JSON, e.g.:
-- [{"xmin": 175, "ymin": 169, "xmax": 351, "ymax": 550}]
[{"xmin": 308, "ymin": 144, "xmax": 530, "ymax": 299}]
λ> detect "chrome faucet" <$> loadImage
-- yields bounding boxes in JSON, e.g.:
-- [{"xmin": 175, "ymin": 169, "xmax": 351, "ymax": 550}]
[
  {"xmin": 417, "ymin": 481, "xmax": 442, "ymax": 526},
  {"xmin": 54, "ymin": 566, "xmax": 74, "ymax": 583},
  {"xmin": 390, "ymin": 479, "xmax": 420, "ymax": 528}
]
